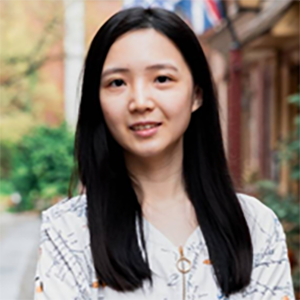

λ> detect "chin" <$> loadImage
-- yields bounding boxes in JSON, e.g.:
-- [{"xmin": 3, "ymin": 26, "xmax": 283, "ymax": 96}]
[
  {"xmin": 127, "ymin": 145, "xmax": 165, "ymax": 158},
  {"xmin": 135, "ymin": 150, "xmax": 161, "ymax": 158}
]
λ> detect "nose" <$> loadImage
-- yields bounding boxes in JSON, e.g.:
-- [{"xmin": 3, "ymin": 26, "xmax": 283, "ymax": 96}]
[{"xmin": 128, "ymin": 80, "xmax": 155, "ymax": 113}]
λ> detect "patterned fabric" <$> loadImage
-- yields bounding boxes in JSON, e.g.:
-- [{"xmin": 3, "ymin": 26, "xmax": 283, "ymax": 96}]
[{"xmin": 34, "ymin": 193, "xmax": 295, "ymax": 300}]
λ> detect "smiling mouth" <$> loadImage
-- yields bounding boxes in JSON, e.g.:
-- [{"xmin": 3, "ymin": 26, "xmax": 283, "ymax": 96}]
[{"xmin": 130, "ymin": 123, "xmax": 162, "ymax": 131}]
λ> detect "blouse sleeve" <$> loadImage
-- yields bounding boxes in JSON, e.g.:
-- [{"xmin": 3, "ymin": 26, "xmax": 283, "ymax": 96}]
[
  {"xmin": 241, "ymin": 211, "xmax": 295, "ymax": 300},
  {"xmin": 34, "ymin": 211, "xmax": 93, "ymax": 300}
]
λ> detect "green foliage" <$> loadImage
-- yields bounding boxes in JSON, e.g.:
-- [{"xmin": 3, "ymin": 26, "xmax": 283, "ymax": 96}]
[
  {"xmin": 0, "ymin": 180, "xmax": 15, "ymax": 195},
  {"xmin": 255, "ymin": 180, "xmax": 299, "ymax": 236},
  {"xmin": 289, "ymin": 93, "xmax": 300, "ymax": 105},
  {"xmin": 0, "ymin": 139, "xmax": 16, "ymax": 179},
  {"xmin": 9, "ymin": 122, "xmax": 74, "ymax": 211},
  {"xmin": 285, "ymin": 91, "xmax": 300, "ymax": 184}
]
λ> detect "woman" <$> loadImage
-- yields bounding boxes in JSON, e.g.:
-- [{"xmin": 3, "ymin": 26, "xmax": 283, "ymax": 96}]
[{"xmin": 34, "ymin": 7, "xmax": 294, "ymax": 300}]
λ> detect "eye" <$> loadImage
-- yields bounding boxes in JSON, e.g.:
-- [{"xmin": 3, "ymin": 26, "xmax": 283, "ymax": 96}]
[
  {"xmin": 108, "ymin": 79, "xmax": 125, "ymax": 87},
  {"xmin": 155, "ymin": 76, "xmax": 172, "ymax": 84}
]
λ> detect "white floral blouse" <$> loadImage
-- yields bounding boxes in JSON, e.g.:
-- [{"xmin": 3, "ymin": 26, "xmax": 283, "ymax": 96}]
[{"xmin": 34, "ymin": 193, "xmax": 295, "ymax": 300}]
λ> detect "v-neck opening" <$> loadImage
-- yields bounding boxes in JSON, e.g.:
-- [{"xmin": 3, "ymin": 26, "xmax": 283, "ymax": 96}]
[{"xmin": 142, "ymin": 216, "xmax": 200, "ymax": 250}]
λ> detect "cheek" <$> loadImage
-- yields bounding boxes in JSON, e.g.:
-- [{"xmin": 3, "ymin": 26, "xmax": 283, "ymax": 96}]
[
  {"xmin": 162, "ymin": 89, "xmax": 192, "ymax": 121},
  {"xmin": 162, "ymin": 91, "xmax": 193, "ymax": 135},
  {"xmin": 100, "ymin": 100, "xmax": 125, "ymax": 136}
]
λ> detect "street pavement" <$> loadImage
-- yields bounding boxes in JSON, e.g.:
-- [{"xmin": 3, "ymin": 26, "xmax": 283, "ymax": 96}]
[{"xmin": 0, "ymin": 212, "xmax": 41, "ymax": 300}]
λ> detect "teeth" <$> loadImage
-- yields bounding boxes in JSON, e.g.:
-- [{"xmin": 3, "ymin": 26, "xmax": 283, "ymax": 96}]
[{"xmin": 132, "ymin": 124, "xmax": 158, "ymax": 131}]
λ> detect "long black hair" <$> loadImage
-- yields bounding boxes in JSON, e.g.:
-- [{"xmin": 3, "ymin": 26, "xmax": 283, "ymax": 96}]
[{"xmin": 72, "ymin": 7, "xmax": 253, "ymax": 297}]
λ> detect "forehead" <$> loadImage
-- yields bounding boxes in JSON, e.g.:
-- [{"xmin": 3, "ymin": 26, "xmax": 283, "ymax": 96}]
[{"xmin": 102, "ymin": 28, "xmax": 187, "ymax": 71}]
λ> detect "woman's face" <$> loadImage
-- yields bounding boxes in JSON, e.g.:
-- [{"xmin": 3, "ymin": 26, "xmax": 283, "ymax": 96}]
[{"xmin": 99, "ymin": 28, "xmax": 201, "ymax": 158}]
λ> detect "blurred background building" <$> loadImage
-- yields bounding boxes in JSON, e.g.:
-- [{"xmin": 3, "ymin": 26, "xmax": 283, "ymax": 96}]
[
  {"xmin": 0, "ymin": 0, "xmax": 299, "ymax": 298},
  {"xmin": 204, "ymin": 0, "xmax": 299, "ymax": 196}
]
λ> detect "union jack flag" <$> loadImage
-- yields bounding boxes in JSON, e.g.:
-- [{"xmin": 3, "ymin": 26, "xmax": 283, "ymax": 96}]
[
  {"xmin": 123, "ymin": 0, "xmax": 225, "ymax": 35},
  {"xmin": 191, "ymin": 0, "xmax": 225, "ymax": 34}
]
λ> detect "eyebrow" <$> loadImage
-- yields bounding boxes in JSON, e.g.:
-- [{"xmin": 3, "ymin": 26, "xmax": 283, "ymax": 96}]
[
  {"xmin": 145, "ymin": 64, "xmax": 178, "ymax": 72},
  {"xmin": 101, "ymin": 63, "xmax": 179, "ymax": 80},
  {"xmin": 101, "ymin": 68, "xmax": 129, "ymax": 80}
]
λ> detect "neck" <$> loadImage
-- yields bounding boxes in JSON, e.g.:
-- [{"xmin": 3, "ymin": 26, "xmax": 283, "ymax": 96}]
[{"xmin": 124, "ymin": 138, "xmax": 188, "ymax": 209}]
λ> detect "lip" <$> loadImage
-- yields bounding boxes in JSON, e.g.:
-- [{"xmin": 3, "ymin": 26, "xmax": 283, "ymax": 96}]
[
  {"xmin": 129, "ymin": 121, "xmax": 162, "ymax": 129},
  {"xmin": 130, "ymin": 123, "xmax": 162, "ymax": 138}
]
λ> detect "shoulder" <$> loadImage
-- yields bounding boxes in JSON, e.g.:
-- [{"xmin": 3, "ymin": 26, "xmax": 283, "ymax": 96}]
[
  {"xmin": 42, "ymin": 193, "xmax": 87, "ymax": 221},
  {"xmin": 40, "ymin": 194, "xmax": 89, "ymax": 246},
  {"xmin": 37, "ymin": 194, "xmax": 96, "ymax": 296},
  {"xmin": 234, "ymin": 197, "xmax": 294, "ymax": 300},
  {"xmin": 236, "ymin": 192, "xmax": 277, "ymax": 223},
  {"xmin": 236, "ymin": 193, "xmax": 286, "ymax": 248}
]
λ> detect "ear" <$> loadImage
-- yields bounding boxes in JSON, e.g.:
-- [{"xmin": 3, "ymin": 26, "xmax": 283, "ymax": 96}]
[{"xmin": 191, "ymin": 86, "xmax": 203, "ymax": 113}]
